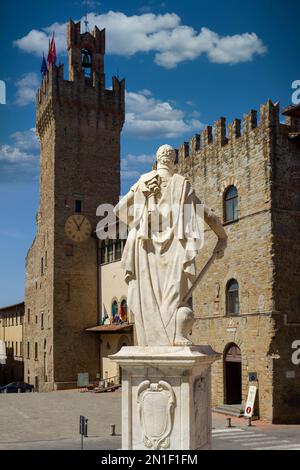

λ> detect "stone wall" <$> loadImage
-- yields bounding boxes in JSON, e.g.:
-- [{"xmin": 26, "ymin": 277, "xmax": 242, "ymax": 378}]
[{"xmin": 177, "ymin": 100, "xmax": 300, "ymax": 422}]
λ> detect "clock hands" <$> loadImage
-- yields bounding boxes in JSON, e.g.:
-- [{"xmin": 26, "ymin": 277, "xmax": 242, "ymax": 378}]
[
  {"xmin": 78, "ymin": 217, "xmax": 86, "ymax": 230},
  {"xmin": 73, "ymin": 219, "xmax": 81, "ymax": 231},
  {"xmin": 73, "ymin": 216, "xmax": 85, "ymax": 231}
]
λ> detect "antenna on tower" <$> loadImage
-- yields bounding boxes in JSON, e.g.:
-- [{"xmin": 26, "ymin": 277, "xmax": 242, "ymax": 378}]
[{"xmin": 84, "ymin": 0, "xmax": 89, "ymax": 33}]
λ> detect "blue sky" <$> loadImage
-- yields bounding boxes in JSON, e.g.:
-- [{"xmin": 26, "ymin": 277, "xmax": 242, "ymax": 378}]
[{"xmin": 0, "ymin": 0, "xmax": 299, "ymax": 306}]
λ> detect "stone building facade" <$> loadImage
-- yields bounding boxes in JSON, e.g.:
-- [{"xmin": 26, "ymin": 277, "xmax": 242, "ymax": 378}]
[
  {"xmin": 24, "ymin": 20, "xmax": 125, "ymax": 391},
  {"xmin": 86, "ymin": 236, "xmax": 134, "ymax": 384},
  {"xmin": 177, "ymin": 101, "xmax": 300, "ymax": 423},
  {"xmin": 0, "ymin": 302, "xmax": 24, "ymax": 385},
  {"xmin": 20, "ymin": 16, "xmax": 300, "ymax": 423}
]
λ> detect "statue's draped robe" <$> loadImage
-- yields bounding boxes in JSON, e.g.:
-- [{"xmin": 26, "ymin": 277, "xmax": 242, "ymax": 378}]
[{"xmin": 116, "ymin": 171, "xmax": 202, "ymax": 346}]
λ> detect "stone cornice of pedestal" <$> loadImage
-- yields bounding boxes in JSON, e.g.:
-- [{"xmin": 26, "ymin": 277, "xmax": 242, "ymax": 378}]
[{"xmin": 110, "ymin": 345, "xmax": 221, "ymax": 368}]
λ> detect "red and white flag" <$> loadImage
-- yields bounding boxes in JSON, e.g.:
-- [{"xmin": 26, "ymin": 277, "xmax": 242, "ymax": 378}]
[{"xmin": 47, "ymin": 34, "xmax": 57, "ymax": 67}]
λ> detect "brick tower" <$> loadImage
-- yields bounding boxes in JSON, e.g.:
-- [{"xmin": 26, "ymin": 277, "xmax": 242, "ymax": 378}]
[{"xmin": 24, "ymin": 20, "xmax": 125, "ymax": 391}]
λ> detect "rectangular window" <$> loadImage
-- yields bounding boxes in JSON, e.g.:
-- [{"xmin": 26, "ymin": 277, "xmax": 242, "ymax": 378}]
[
  {"xmin": 41, "ymin": 257, "xmax": 44, "ymax": 275},
  {"xmin": 35, "ymin": 342, "xmax": 38, "ymax": 360},
  {"xmin": 28, "ymin": 309, "xmax": 30, "ymax": 324},
  {"xmin": 41, "ymin": 314, "xmax": 44, "ymax": 330},
  {"xmin": 20, "ymin": 342, "xmax": 23, "ymax": 357},
  {"xmin": 27, "ymin": 342, "xmax": 30, "ymax": 359},
  {"xmin": 100, "ymin": 241, "xmax": 106, "ymax": 264},
  {"xmin": 15, "ymin": 342, "xmax": 18, "ymax": 357},
  {"xmin": 65, "ymin": 244, "xmax": 74, "ymax": 256},
  {"xmin": 75, "ymin": 200, "xmax": 82, "ymax": 213}
]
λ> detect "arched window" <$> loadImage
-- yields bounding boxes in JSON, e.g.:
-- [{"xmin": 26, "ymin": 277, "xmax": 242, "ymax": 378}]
[
  {"xmin": 226, "ymin": 279, "xmax": 240, "ymax": 315},
  {"xmin": 111, "ymin": 300, "xmax": 119, "ymax": 324},
  {"xmin": 120, "ymin": 299, "xmax": 128, "ymax": 323},
  {"xmin": 81, "ymin": 49, "xmax": 92, "ymax": 78},
  {"xmin": 224, "ymin": 186, "xmax": 238, "ymax": 223}
]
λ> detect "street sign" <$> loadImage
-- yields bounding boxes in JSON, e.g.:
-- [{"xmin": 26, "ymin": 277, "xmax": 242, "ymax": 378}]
[
  {"xmin": 244, "ymin": 385, "xmax": 257, "ymax": 418},
  {"xmin": 79, "ymin": 415, "xmax": 88, "ymax": 450},
  {"xmin": 80, "ymin": 415, "xmax": 88, "ymax": 437}
]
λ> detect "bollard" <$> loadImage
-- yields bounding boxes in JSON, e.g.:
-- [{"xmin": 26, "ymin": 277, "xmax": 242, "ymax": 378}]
[
  {"xmin": 226, "ymin": 417, "xmax": 232, "ymax": 428},
  {"xmin": 247, "ymin": 417, "xmax": 252, "ymax": 427},
  {"xmin": 79, "ymin": 416, "xmax": 88, "ymax": 450},
  {"xmin": 110, "ymin": 424, "xmax": 116, "ymax": 436}
]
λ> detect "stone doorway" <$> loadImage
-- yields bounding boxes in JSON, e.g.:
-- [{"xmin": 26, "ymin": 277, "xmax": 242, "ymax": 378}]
[{"xmin": 224, "ymin": 344, "xmax": 242, "ymax": 405}]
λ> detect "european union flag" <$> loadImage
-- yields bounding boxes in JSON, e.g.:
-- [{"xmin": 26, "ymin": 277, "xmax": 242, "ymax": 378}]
[{"xmin": 41, "ymin": 54, "xmax": 48, "ymax": 77}]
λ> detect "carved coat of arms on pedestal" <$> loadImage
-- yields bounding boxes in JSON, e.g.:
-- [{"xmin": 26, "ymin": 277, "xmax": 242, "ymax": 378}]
[{"xmin": 137, "ymin": 380, "xmax": 176, "ymax": 450}]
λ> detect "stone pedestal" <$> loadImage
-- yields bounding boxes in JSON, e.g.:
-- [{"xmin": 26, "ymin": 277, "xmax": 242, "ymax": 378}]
[{"xmin": 111, "ymin": 345, "xmax": 220, "ymax": 450}]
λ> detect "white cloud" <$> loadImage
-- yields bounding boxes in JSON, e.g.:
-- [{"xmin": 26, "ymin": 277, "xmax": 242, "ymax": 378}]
[
  {"xmin": 206, "ymin": 30, "xmax": 267, "ymax": 64},
  {"xmin": 0, "ymin": 129, "xmax": 39, "ymax": 182},
  {"xmin": 124, "ymin": 89, "xmax": 203, "ymax": 138},
  {"xmin": 127, "ymin": 153, "xmax": 155, "ymax": 164},
  {"xmin": 121, "ymin": 152, "xmax": 155, "ymax": 181},
  {"xmin": 0, "ymin": 145, "xmax": 35, "ymax": 164},
  {"xmin": 15, "ymin": 72, "xmax": 39, "ymax": 107},
  {"xmin": 84, "ymin": 0, "xmax": 101, "ymax": 8},
  {"xmin": 11, "ymin": 128, "xmax": 39, "ymax": 151},
  {"xmin": 13, "ymin": 11, "xmax": 267, "ymax": 69}
]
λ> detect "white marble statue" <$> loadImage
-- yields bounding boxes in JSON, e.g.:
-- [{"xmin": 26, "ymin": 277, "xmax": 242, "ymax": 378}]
[{"xmin": 115, "ymin": 144, "xmax": 227, "ymax": 347}]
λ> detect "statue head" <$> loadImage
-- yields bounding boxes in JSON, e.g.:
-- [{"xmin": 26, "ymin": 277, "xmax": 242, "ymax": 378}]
[{"xmin": 156, "ymin": 144, "xmax": 176, "ymax": 171}]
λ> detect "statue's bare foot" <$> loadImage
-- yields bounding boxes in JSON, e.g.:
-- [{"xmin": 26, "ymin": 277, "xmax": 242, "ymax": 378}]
[{"xmin": 174, "ymin": 335, "xmax": 193, "ymax": 346}]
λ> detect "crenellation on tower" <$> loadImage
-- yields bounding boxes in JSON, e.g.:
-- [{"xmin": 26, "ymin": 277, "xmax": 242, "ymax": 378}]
[
  {"xmin": 179, "ymin": 142, "xmax": 189, "ymax": 161},
  {"xmin": 260, "ymin": 99, "xmax": 280, "ymax": 129},
  {"xmin": 190, "ymin": 134, "xmax": 201, "ymax": 156},
  {"xmin": 201, "ymin": 125, "xmax": 213, "ymax": 147},
  {"xmin": 243, "ymin": 109, "xmax": 258, "ymax": 132},
  {"xmin": 214, "ymin": 117, "xmax": 227, "ymax": 147},
  {"xmin": 176, "ymin": 100, "xmax": 287, "ymax": 171},
  {"xmin": 228, "ymin": 118, "xmax": 241, "ymax": 143}
]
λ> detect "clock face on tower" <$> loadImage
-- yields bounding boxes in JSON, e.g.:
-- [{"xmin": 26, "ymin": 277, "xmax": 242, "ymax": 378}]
[{"xmin": 65, "ymin": 215, "xmax": 92, "ymax": 243}]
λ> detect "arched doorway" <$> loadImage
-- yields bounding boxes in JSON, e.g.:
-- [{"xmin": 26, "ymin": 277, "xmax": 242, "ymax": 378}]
[{"xmin": 224, "ymin": 344, "xmax": 242, "ymax": 405}]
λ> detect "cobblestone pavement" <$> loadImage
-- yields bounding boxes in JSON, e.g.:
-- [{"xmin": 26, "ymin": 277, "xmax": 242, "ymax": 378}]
[
  {"xmin": 0, "ymin": 391, "xmax": 300, "ymax": 450},
  {"xmin": 0, "ymin": 390, "xmax": 122, "ymax": 450}
]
